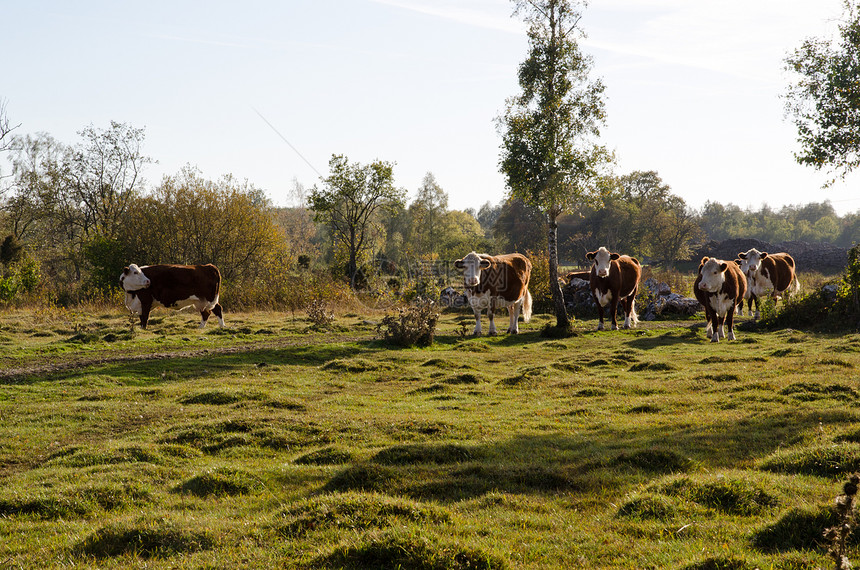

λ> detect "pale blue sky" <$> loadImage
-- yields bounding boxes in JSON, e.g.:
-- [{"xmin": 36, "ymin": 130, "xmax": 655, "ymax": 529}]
[{"xmin": 2, "ymin": 0, "xmax": 857, "ymax": 214}]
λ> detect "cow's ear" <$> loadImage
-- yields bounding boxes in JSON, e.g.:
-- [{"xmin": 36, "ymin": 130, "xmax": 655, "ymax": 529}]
[
  {"xmin": 479, "ymin": 259, "xmax": 491, "ymax": 269},
  {"xmin": 123, "ymin": 266, "xmax": 129, "ymax": 274},
  {"xmin": 734, "ymin": 259, "xmax": 741, "ymax": 265},
  {"xmin": 610, "ymin": 253, "xmax": 620, "ymax": 261},
  {"xmin": 586, "ymin": 251, "xmax": 596, "ymax": 260},
  {"xmin": 738, "ymin": 252, "xmax": 746, "ymax": 259},
  {"xmin": 719, "ymin": 262, "xmax": 728, "ymax": 272},
  {"xmin": 454, "ymin": 260, "xmax": 465, "ymax": 269},
  {"xmin": 700, "ymin": 257, "xmax": 709, "ymax": 264},
  {"xmin": 760, "ymin": 252, "xmax": 769, "ymax": 259}
]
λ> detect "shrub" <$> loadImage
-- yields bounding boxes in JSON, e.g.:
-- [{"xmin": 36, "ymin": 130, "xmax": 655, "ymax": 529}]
[
  {"xmin": 376, "ymin": 302, "xmax": 439, "ymax": 347},
  {"xmin": 525, "ymin": 248, "xmax": 553, "ymax": 313},
  {"xmin": 306, "ymin": 298, "xmax": 336, "ymax": 329},
  {"xmin": 759, "ymin": 243, "xmax": 860, "ymax": 331}
]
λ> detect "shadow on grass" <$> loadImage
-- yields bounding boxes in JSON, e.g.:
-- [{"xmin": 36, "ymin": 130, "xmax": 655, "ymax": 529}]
[
  {"xmin": 624, "ymin": 327, "xmax": 702, "ymax": 350},
  {"xmin": 5, "ymin": 341, "xmax": 381, "ymax": 386},
  {"xmin": 321, "ymin": 408, "xmax": 859, "ymax": 502}
]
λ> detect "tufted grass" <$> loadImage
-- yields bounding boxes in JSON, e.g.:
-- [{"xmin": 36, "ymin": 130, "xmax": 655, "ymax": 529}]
[{"xmin": 0, "ymin": 307, "xmax": 859, "ymax": 568}]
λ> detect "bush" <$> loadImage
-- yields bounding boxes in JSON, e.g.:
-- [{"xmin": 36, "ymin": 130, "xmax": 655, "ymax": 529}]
[
  {"xmin": 306, "ymin": 298, "xmax": 336, "ymax": 329},
  {"xmin": 759, "ymin": 244, "xmax": 860, "ymax": 331},
  {"xmin": 525, "ymin": 249, "xmax": 553, "ymax": 313},
  {"xmin": 376, "ymin": 302, "xmax": 439, "ymax": 347}
]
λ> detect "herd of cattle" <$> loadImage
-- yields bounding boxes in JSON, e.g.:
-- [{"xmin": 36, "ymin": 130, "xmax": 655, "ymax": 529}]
[{"xmin": 118, "ymin": 247, "xmax": 798, "ymax": 342}]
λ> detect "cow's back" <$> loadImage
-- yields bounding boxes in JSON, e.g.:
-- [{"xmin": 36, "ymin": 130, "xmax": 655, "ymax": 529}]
[
  {"xmin": 479, "ymin": 253, "xmax": 531, "ymax": 302},
  {"xmin": 724, "ymin": 261, "xmax": 746, "ymax": 302},
  {"xmin": 144, "ymin": 264, "xmax": 221, "ymax": 301},
  {"xmin": 762, "ymin": 253, "xmax": 795, "ymax": 292},
  {"xmin": 616, "ymin": 255, "xmax": 641, "ymax": 296}
]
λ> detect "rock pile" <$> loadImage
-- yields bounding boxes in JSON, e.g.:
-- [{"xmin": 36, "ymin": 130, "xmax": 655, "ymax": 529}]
[
  {"xmin": 561, "ymin": 275, "xmax": 701, "ymax": 321},
  {"xmin": 694, "ymin": 238, "xmax": 847, "ymax": 274}
]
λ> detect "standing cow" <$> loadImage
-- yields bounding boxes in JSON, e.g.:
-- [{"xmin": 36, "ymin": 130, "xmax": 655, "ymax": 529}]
[
  {"xmin": 585, "ymin": 247, "xmax": 641, "ymax": 331},
  {"xmin": 454, "ymin": 252, "xmax": 532, "ymax": 336},
  {"xmin": 120, "ymin": 263, "xmax": 225, "ymax": 329},
  {"xmin": 737, "ymin": 248, "xmax": 799, "ymax": 319},
  {"xmin": 694, "ymin": 257, "xmax": 746, "ymax": 342}
]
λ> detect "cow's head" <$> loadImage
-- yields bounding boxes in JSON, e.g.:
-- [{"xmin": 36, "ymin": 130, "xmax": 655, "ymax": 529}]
[
  {"xmin": 737, "ymin": 248, "xmax": 768, "ymax": 275},
  {"xmin": 454, "ymin": 252, "xmax": 491, "ymax": 288},
  {"xmin": 698, "ymin": 257, "xmax": 729, "ymax": 293},
  {"xmin": 120, "ymin": 264, "xmax": 150, "ymax": 291},
  {"xmin": 586, "ymin": 247, "xmax": 619, "ymax": 278}
]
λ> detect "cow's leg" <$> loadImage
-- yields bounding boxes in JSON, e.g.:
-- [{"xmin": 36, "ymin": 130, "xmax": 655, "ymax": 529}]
[
  {"xmin": 487, "ymin": 300, "xmax": 497, "ymax": 336},
  {"xmin": 752, "ymin": 294, "xmax": 760, "ymax": 320},
  {"xmin": 212, "ymin": 303, "xmax": 225, "ymax": 327},
  {"xmin": 726, "ymin": 306, "xmax": 737, "ymax": 341},
  {"xmin": 471, "ymin": 305, "xmax": 482, "ymax": 336},
  {"xmin": 593, "ymin": 294, "xmax": 605, "ymax": 331},
  {"xmin": 710, "ymin": 313, "xmax": 721, "ymax": 342},
  {"xmin": 622, "ymin": 294, "xmax": 636, "ymax": 329},
  {"xmin": 507, "ymin": 298, "xmax": 522, "ymax": 334},
  {"xmin": 609, "ymin": 294, "xmax": 619, "ymax": 330},
  {"xmin": 199, "ymin": 309, "xmax": 211, "ymax": 329},
  {"xmin": 139, "ymin": 306, "xmax": 151, "ymax": 330}
]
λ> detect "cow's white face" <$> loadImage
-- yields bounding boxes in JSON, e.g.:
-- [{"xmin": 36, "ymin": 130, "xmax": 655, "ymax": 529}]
[
  {"xmin": 737, "ymin": 248, "xmax": 767, "ymax": 275},
  {"xmin": 120, "ymin": 264, "xmax": 151, "ymax": 291},
  {"xmin": 698, "ymin": 258, "xmax": 729, "ymax": 293},
  {"xmin": 454, "ymin": 252, "xmax": 490, "ymax": 287},
  {"xmin": 586, "ymin": 246, "xmax": 619, "ymax": 278}
]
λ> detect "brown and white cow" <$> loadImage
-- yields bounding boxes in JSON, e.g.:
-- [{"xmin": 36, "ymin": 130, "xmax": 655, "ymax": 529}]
[
  {"xmin": 736, "ymin": 249, "xmax": 799, "ymax": 319},
  {"xmin": 454, "ymin": 252, "xmax": 532, "ymax": 336},
  {"xmin": 585, "ymin": 247, "xmax": 642, "ymax": 331},
  {"xmin": 694, "ymin": 257, "xmax": 746, "ymax": 342},
  {"xmin": 119, "ymin": 263, "xmax": 225, "ymax": 329}
]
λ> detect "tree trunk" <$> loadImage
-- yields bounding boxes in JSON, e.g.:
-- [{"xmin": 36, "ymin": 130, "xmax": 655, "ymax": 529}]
[{"xmin": 548, "ymin": 212, "xmax": 569, "ymax": 329}]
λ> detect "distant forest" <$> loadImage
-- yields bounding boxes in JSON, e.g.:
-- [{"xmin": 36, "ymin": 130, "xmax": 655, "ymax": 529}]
[{"xmin": 0, "ymin": 121, "xmax": 857, "ymax": 307}]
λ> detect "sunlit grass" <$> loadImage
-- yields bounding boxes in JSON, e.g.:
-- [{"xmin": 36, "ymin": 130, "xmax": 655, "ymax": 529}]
[{"xmin": 0, "ymin": 305, "xmax": 857, "ymax": 568}]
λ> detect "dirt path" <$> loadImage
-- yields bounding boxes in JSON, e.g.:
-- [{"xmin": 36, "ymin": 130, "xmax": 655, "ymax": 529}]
[{"xmin": 0, "ymin": 333, "xmax": 375, "ymax": 381}]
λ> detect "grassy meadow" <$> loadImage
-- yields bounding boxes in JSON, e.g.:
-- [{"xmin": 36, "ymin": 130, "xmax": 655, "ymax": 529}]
[{"xmin": 1, "ymin": 301, "xmax": 860, "ymax": 569}]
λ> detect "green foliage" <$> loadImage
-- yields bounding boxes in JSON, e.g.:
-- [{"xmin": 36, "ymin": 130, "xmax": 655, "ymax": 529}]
[
  {"xmin": 309, "ymin": 154, "xmax": 404, "ymax": 283},
  {"xmin": 0, "ymin": 234, "xmax": 23, "ymax": 264},
  {"xmin": 500, "ymin": 0, "xmax": 612, "ymax": 328},
  {"xmin": 82, "ymin": 234, "xmax": 128, "ymax": 295},
  {"xmin": 0, "ymin": 255, "xmax": 41, "ymax": 304},
  {"xmin": 759, "ymin": 244, "xmax": 860, "ymax": 331},
  {"xmin": 785, "ymin": 0, "xmax": 860, "ymax": 183}
]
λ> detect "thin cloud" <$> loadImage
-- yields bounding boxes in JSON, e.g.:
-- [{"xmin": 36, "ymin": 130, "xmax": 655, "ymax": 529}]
[{"xmin": 369, "ymin": 0, "xmax": 524, "ymax": 34}]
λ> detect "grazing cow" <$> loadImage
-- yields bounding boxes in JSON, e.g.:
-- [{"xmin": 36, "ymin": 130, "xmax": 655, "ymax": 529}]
[
  {"xmin": 585, "ymin": 247, "xmax": 642, "ymax": 331},
  {"xmin": 694, "ymin": 257, "xmax": 746, "ymax": 342},
  {"xmin": 454, "ymin": 252, "xmax": 532, "ymax": 336},
  {"xmin": 119, "ymin": 263, "xmax": 225, "ymax": 329},
  {"xmin": 736, "ymin": 249, "xmax": 799, "ymax": 319}
]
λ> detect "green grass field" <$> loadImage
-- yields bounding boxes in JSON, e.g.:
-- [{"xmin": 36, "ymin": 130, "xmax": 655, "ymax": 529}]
[{"xmin": 1, "ymin": 304, "xmax": 859, "ymax": 569}]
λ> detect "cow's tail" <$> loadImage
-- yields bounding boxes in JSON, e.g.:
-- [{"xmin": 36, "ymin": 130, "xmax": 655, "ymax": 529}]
[
  {"xmin": 522, "ymin": 289, "xmax": 533, "ymax": 323},
  {"xmin": 789, "ymin": 275, "xmax": 801, "ymax": 296}
]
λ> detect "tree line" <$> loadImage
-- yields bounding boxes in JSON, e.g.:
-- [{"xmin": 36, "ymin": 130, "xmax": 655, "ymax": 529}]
[{"xmin": 0, "ymin": 116, "xmax": 857, "ymax": 309}]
